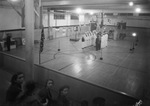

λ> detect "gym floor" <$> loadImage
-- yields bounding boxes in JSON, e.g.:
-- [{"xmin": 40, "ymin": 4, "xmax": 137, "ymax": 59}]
[{"xmin": 3, "ymin": 27, "xmax": 150, "ymax": 100}]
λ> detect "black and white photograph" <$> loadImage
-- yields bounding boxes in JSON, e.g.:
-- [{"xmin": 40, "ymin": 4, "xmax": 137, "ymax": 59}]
[{"xmin": 0, "ymin": 0, "xmax": 150, "ymax": 106}]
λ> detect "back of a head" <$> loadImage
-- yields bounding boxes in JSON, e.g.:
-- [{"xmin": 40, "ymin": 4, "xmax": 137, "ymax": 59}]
[
  {"xmin": 25, "ymin": 81, "xmax": 36, "ymax": 94},
  {"xmin": 18, "ymin": 81, "xmax": 37, "ymax": 103}
]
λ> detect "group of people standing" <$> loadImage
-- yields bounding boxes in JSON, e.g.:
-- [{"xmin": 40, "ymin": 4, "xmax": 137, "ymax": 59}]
[{"xmin": 5, "ymin": 72, "xmax": 71, "ymax": 106}]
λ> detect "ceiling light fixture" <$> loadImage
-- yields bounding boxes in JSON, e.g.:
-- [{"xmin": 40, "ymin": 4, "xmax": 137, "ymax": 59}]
[
  {"xmin": 76, "ymin": 8, "xmax": 82, "ymax": 14},
  {"xmin": 129, "ymin": 2, "xmax": 134, "ymax": 6},
  {"xmin": 132, "ymin": 33, "xmax": 137, "ymax": 37},
  {"xmin": 135, "ymin": 8, "xmax": 141, "ymax": 13},
  {"xmin": 90, "ymin": 11, "xmax": 94, "ymax": 15},
  {"xmin": 10, "ymin": 0, "xmax": 19, "ymax": 2}
]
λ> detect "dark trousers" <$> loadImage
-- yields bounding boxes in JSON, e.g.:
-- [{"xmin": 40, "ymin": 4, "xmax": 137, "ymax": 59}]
[
  {"xmin": 96, "ymin": 43, "xmax": 101, "ymax": 51},
  {"xmin": 7, "ymin": 43, "xmax": 10, "ymax": 51}
]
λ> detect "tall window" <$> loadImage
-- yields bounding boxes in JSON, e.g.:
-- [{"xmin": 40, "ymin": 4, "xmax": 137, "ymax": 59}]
[
  {"xmin": 118, "ymin": 13, "xmax": 133, "ymax": 16},
  {"xmin": 54, "ymin": 13, "xmax": 65, "ymax": 19},
  {"xmin": 71, "ymin": 15, "xmax": 79, "ymax": 20},
  {"xmin": 139, "ymin": 13, "xmax": 150, "ymax": 16},
  {"xmin": 104, "ymin": 13, "xmax": 113, "ymax": 16}
]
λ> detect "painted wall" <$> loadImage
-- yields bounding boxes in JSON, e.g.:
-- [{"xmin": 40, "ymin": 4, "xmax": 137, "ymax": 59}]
[
  {"xmin": 1, "ymin": 7, "xmax": 150, "ymax": 42},
  {"xmin": 79, "ymin": 14, "xmax": 85, "ymax": 25},
  {"xmin": 0, "ymin": 7, "xmax": 150, "ymax": 31},
  {"xmin": 84, "ymin": 14, "xmax": 91, "ymax": 24},
  {"xmin": 104, "ymin": 16, "xmax": 150, "ymax": 28},
  {"xmin": 0, "ymin": 8, "xmax": 80, "ymax": 30},
  {"xmin": 0, "ymin": 8, "xmax": 21, "ymax": 30},
  {"xmin": 43, "ymin": 12, "xmax": 80, "ymax": 27}
]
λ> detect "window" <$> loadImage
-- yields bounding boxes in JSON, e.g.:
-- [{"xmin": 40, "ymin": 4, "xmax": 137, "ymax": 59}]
[
  {"xmin": 71, "ymin": 15, "xmax": 79, "ymax": 20},
  {"xmin": 127, "ymin": 13, "xmax": 133, "ymax": 16},
  {"xmin": 118, "ymin": 13, "xmax": 133, "ymax": 16},
  {"xmin": 104, "ymin": 13, "xmax": 113, "ymax": 16},
  {"xmin": 54, "ymin": 14, "xmax": 65, "ymax": 19},
  {"xmin": 139, "ymin": 13, "xmax": 150, "ymax": 16}
]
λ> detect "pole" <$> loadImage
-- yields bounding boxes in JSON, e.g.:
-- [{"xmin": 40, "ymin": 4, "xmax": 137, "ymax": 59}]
[
  {"xmin": 58, "ymin": 40, "xmax": 60, "ymax": 51},
  {"xmin": 132, "ymin": 42, "xmax": 135, "ymax": 50},
  {"xmin": 100, "ymin": 48, "xmax": 103, "ymax": 60},
  {"xmin": 25, "ymin": 0, "xmax": 35, "ymax": 80},
  {"xmin": 39, "ymin": 52, "xmax": 41, "ymax": 64},
  {"xmin": 130, "ymin": 41, "xmax": 133, "ymax": 51},
  {"xmin": 135, "ymin": 35, "xmax": 138, "ymax": 46},
  {"xmin": 40, "ymin": 3, "xmax": 43, "ymax": 28},
  {"xmin": 22, "ymin": 5, "xmax": 25, "ymax": 27},
  {"xmin": 48, "ymin": 8, "xmax": 50, "ymax": 40}
]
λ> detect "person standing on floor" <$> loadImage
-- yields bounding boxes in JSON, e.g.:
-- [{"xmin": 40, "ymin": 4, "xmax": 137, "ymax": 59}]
[
  {"xmin": 5, "ymin": 72, "xmax": 25, "ymax": 105},
  {"xmin": 96, "ymin": 32, "xmax": 101, "ymax": 51},
  {"xmin": 6, "ymin": 33, "xmax": 12, "ymax": 51}
]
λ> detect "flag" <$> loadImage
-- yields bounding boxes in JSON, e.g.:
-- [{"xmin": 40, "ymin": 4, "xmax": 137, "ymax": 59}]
[
  {"xmin": 100, "ymin": 19, "xmax": 103, "ymax": 28},
  {"xmin": 39, "ymin": 28, "xmax": 45, "ymax": 53},
  {"xmin": 100, "ymin": 12, "xmax": 104, "ymax": 28}
]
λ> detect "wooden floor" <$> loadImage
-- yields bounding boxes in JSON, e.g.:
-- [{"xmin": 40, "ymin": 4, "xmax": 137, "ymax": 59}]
[{"xmin": 4, "ymin": 27, "xmax": 150, "ymax": 100}]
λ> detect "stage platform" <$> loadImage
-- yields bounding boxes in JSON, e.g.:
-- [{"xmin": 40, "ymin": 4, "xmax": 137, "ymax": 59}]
[{"xmin": 2, "ymin": 27, "xmax": 150, "ymax": 102}]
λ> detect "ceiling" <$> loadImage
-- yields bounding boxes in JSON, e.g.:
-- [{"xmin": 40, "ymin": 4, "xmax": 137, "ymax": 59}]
[
  {"xmin": 41, "ymin": 0, "xmax": 150, "ymax": 13},
  {"xmin": 0, "ymin": 0, "xmax": 150, "ymax": 13}
]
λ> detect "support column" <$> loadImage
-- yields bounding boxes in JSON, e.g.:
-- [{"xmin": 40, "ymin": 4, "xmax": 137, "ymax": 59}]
[
  {"xmin": 40, "ymin": 4, "xmax": 43, "ymax": 28},
  {"xmin": 100, "ymin": 12, "xmax": 104, "ymax": 28},
  {"xmin": 34, "ymin": 0, "xmax": 40, "ymax": 29},
  {"xmin": 25, "ymin": 0, "xmax": 35, "ymax": 80},
  {"xmin": 47, "ymin": 8, "xmax": 50, "ymax": 39},
  {"xmin": 22, "ymin": 5, "xmax": 25, "ymax": 27}
]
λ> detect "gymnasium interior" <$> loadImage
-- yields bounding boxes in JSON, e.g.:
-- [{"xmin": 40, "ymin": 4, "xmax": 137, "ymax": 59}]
[{"xmin": 0, "ymin": 0, "xmax": 150, "ymax": 106}]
